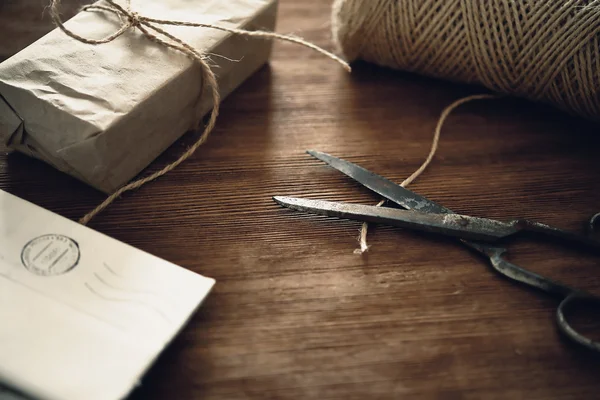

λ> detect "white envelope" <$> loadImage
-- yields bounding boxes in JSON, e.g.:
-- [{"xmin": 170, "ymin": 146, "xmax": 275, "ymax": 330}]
[{"xmin": 0, "ymin": 190, "xmax": 215, "ymax": 400}]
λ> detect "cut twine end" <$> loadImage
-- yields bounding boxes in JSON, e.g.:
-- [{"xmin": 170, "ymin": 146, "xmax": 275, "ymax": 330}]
[{"xmin": 354, "ymin": 199, "xmax": 385, "ymax": 254}]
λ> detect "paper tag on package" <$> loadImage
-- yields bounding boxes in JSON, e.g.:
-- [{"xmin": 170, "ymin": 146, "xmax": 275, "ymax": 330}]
[
  {"xmin": 0, "ymin": 189, "xmax": 215, "ymax": 400},
  {"xmin": 0, "ymin": 0, "xmax": 277, "ymax": 193}
]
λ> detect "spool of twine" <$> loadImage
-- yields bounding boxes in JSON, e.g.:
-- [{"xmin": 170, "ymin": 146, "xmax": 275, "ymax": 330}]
[{"xmin": 332, "ymin": 0, "xmax": 600, "ymax": 121}]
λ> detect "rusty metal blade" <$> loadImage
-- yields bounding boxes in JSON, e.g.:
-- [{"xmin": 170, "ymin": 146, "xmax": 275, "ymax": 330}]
[
  {"xmin": 273, "ymin": 196, "xmax": 517, "ymax": 242},
  {"xmin": 307, "ymin": 150, "xmax": 451, "ymax": 214}
]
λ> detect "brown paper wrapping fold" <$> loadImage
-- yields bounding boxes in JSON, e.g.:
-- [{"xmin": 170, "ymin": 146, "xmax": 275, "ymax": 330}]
[{"xmin": 0, "ymin": 0, "xmax": 278, "ymax": 193}]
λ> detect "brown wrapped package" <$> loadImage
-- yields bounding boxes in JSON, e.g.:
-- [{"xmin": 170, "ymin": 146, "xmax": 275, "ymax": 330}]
[{"xmin": 0, "ymin": 0, "xmax": 277, "ymax": 193}]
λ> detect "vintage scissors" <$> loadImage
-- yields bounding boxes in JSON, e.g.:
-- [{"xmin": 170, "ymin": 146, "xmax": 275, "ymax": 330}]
[{"xmin": 273, "ymin": 150, "xmax": 600, "ymax": 353}]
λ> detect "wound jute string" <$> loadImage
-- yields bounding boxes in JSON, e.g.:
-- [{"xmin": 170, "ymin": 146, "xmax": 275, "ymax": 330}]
[
  {"xmin": 48, "ymin": 0, "xmax": 352, "ymax": 225},
  {"xmin": 332, "ymin": 0, "xmax": 600, "ymax": 122}
]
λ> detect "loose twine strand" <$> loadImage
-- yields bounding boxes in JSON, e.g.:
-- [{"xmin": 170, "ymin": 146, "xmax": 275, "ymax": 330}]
[
  {"xmin": 47, "ymin": 0, "xmax": 350, "ymax": 225},
  {"xmin": 354, "ymin": 93, "xmax": 498, "ymax": 254}
]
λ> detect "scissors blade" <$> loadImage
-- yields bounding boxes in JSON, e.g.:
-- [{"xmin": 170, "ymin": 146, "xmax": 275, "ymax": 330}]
[
  {"xmin": 304, "ymin": 150, "xmax": 505, "ymax": 258},
  {"xmin": 273, "ymin": 196, "xmax": 518, "ymax": 242},
  {"xmin": 307, "ymin": 150, "xmax": 451, "ymax": 214}
]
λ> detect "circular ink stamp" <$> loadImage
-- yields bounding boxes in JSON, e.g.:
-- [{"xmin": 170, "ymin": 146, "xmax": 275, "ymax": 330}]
[{"xmin": 21, "ymin": 234, "xmax": 80, "ymax": 276}]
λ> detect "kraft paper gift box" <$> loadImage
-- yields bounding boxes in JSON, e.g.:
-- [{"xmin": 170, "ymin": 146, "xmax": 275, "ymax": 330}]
[{"xmin": 0, "ymin": 0, "xmax": 277, "ymax": 193}]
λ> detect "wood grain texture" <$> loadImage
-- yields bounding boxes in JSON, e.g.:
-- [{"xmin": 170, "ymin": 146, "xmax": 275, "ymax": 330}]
[{"xmin": 2, "ymin": 1, "xmax": 600, "ymax": 399}]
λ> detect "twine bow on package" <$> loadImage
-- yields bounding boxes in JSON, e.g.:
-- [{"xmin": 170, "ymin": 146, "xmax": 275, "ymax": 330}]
[{"xmin": 0, "ymin": 0, "xmax": 278, "ymax": 193}]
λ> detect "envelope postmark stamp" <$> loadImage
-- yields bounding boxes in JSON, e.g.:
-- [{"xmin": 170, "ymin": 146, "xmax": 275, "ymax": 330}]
[{"xmin": 21, "ymin": 234, "xmax": 80, "ymax": 276}]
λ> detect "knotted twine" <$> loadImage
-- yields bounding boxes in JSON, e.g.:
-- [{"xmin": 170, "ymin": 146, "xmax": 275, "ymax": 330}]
[{"xmin": 48, "ymin": 0, "xmax": 351, "ymax": 225}]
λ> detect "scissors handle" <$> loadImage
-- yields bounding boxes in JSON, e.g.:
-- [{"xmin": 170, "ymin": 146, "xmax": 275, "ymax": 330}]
[
  {"xmin": 587, "ymin": 213, "xmax": 600, "ymax": 240},
  {"xmin": 473, "ymin": 243, "xmax": 600, "ymax": 353},
  {"xmin": 478, "ymin": 245, "xmax": 573, "ymax": 296},
  {"xmin": 515, "ymin": 219, "xmax": 600, "ymax": 252},
  {"xmin": 557, "ymin": 293, "xmax": 600, "ymax": 353}
]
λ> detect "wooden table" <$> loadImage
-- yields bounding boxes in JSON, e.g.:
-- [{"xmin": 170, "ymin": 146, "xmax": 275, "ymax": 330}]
[{"xmin": 2, "ymin": 1, "xmax": 600, "ymax": 399}]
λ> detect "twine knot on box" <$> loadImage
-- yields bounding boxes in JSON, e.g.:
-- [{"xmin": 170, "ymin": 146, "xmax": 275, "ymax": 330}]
[{"xmin": 126, "ymin": 11, "xmax": 141, "ymax": 27}]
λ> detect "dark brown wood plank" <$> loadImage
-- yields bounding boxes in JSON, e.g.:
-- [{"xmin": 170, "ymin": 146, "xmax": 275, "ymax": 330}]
[{"xmin": 2, "ymin": 1, "xmax": 600, "ymax": 399}]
